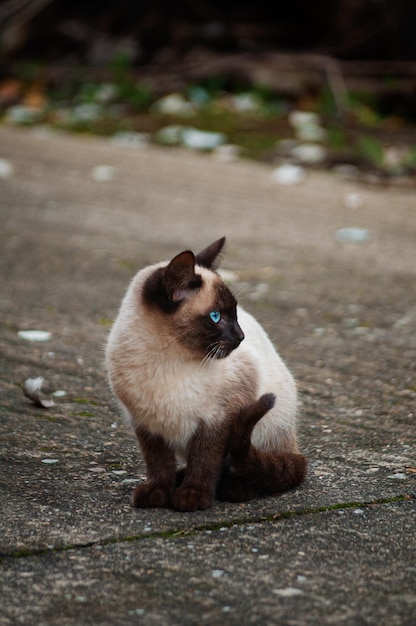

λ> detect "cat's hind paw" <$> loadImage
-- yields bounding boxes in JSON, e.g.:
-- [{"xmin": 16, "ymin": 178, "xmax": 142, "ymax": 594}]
[
  {"xmin": 132, "ymin": 481, "xmax": 172, "ymax": 508},
  {"xmin": 172, "ymin": 484, "xmax": 214, "ymax": 512}
]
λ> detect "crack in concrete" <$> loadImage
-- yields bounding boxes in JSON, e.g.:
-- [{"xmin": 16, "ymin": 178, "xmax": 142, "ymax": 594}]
[{"xmin": 1, "ymin": 494, "xmax": 413, "ymax": 560}]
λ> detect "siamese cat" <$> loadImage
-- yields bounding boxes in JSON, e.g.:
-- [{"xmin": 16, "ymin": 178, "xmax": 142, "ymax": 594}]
[{"xmin": 106, "ymin": 237, "xmax": 306, "ymax": 512}]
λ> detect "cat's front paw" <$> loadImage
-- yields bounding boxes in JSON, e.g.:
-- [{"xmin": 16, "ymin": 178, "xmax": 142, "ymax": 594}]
[
  {"xmin": 172, "ymin": 485, "xmax": 214, "ymax": 512},
  {"xmin": 132, "ymin": 481, "xmax": 172, "ymax": 508}
]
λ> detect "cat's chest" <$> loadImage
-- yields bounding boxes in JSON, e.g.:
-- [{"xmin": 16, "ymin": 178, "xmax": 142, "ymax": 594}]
[{"xmin": 135, "ymin": 359, "xmax": 223, "ymax": 446}]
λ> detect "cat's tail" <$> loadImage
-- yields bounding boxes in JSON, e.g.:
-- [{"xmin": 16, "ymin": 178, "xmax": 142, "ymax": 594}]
[{"xmin": 217, "ymin": 393, "xmax": 307, "ymax": 502}]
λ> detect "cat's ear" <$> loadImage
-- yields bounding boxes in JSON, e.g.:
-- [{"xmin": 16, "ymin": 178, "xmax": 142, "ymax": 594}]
[
  {"xmin": 195, "ymin": 237, "xmax": 226, "ymax": 270},
  {"xmin": 164, "ymin": 250, "xmax": 202, "ymax": 302}
]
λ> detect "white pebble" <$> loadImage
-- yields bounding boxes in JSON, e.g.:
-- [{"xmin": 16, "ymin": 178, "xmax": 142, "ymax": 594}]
[
  {"xmin": 0, "ymin": 158, "xmax": 14, "ymax": 178},
  {"xmin": 110, "ymin": 131, "xmax": 149, "ymax": 149},
  {"xmin": 152, "ymin": 93, "xmax": 194, "ymax": 117},
  {"xmin": 5, "ymin": 105, "xmax": 41, "ymax": 124},
  {"xmin": 41, "ymin": 459, "xmax": 59, "ymax": 464},
  {"xmin": 273, "ymin": 587, "xmax": 303, "ymax": 597},
  {"xmin": 291, "ymin": 143, "xmax": 327, "ymax": 164},
  {"xmin": 271, "ymin": 164, "xmax": 306, "ymax": 185},
  {"xmin": 387, "ymin": 473, "xmax": 407, "ymax": 480},
  {"xmin": 288, "ymin": 111, "xmax": 319, "ymax": 128},
  {"xmin": 52, "ymin": 390, "xmax": 66, "ymax": 397},
  {"xmin": 344, "ymin": 192, "xmax": 364, "ymax": 210},
  {"xmin": 18, "ymin": 330, "xmax": 52, "ymax": 342},
  {"xmin": 182, "ymin": 127, "xmax": 225, "ymax": 150},
  {"xmin": 72, "ymin": 103, "xmax": 102, "ymax": 122},
  {"xmin": 212, "ymin": 569, "xmax": 225, "ymax": 578},
  {"xmin": 332, "ymin": 164, "xmax": 360, "ymax": 179},
  {"xmin": 336, "ymin": 228, "xmax": 371, "ymax": 243},
  {"xmin": 213, "ymin": 144, "xmax": 240, "ymax": 162},
  {"xmin": 91, "ymin": 165, "xmax": 116, "ymax": 182},
  {"xmin": 295, "ymin": 124, "xmax": 327, "ymax": 142}
]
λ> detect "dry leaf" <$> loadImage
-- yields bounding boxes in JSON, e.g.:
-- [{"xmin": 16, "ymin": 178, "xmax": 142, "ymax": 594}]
[{"xmin": 23, "ymin": 377, "xmax": 55, "ymax": 408}]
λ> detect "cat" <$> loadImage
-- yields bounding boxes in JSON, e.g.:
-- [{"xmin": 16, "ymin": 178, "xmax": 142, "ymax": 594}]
[{"xmin": 105, "ymin": 237, "xmax": 307, "ymax": 512}]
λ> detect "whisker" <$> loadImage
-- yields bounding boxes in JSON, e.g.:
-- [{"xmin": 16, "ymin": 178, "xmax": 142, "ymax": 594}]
[
  {"xmin": 233, "ymin": 284, "xmax": 250, "ymax": 301},
  {"xmin": 195, "ymin": 343, "xmax": 218, "ymax": 371}
]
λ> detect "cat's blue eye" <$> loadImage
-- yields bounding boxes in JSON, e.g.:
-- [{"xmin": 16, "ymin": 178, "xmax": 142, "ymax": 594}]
[{"xmin": 210, "ymin": 311, "xmax": 221, "ymax": 323}]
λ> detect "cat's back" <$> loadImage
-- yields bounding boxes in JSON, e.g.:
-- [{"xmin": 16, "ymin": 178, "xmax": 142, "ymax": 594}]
[
  {"xmin": 234, "ymin": 305, "xmax": 298, "ymax": 452},
  {"xmin": 236, "ymin": 306, "xmax": 292, "ymax": 377}
]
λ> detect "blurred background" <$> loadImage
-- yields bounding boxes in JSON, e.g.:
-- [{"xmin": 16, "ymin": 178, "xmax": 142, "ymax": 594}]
[{"xmin": 1, "ymin": 0, "xmax": 416, "ymax": 179}]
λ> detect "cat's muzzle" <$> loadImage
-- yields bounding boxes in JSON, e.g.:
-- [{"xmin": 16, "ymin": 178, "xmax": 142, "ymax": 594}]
[{"xmin": 213, "ymin": 323, "xmax": 245, "ymax": 358}]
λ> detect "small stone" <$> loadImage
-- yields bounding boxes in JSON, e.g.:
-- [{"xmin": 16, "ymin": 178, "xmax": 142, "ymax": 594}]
[
  {"xmin": 52, "ymin": 390, "xmax": 66, "ymax": 397},
  {"xmin": 271, "ymin": 164, "xmax": 306, "ymax": 185},
  {"xmin": 344, "ymin": 192, "xmax": 364, "ymax": 210},
  {"xmin": 288, "ymin": 111, "xmax": 320, "ymax": 128},
  {"xmin": 295, "ymin": 124, "xmax": 327, "ymax": 142},
  {"xmin": 182, "ymin": 127, "xmax": 225, "ymax": 150},
  {"xmin": 5, "ymin": 105, "xmax": 42, "ymax": 124},
  {"xmin": 0, "ymin": 158, "xmax": 14, "ymax": 178},
  {"xmin": 291, "ymin": 143, "xmax": 327, "ymax": 164},
  {"xmin": 110, "ymin": 131, "xmax": 150, "ymax": 149},
  {"xmin": 212, "ymin": 569, "xmax": 225, "ymax": 578},
  {"xmin": 155, "ymin": 125, "xmax": 184, "ymax": 146},
  {"xmin": 41, "ymin": 459, "xmax": 59, "ymax": 464},
  {"xmin": 336, "ymin": 228, "xmax": 371, "ymax": 243},
  {"xmin": 332, "ymin": 164, "xmax": 360, "ymax": 179},
  {"xmin": 91, "ymin": 165, "xmax": 116, "ymax": 182},
  {"xmin": 94, "ymin": 83, "xmax": 119, "ymax": 103},
  {"xmin": 273, "ymin": 587, "xmax": 303, "ymax": 597},
  {"xmin": 387, "ymin": 473, "xmax": 407, "ymax": 480},
  {"xmin": 72, "ymin": 103, "xmax": 102, "ymax": 122},
  {"xmin": 152, "ymin": 93, "xmax": 195, "ymax": 116},
  {"xmin": 213, "ymin": 144, "xmax": 240, "ymax": 162},
  {"xmin": 18, "ymin": 330, "xmax": 52, "ymax": 342},
  {"xmin": 232, "ymin": 93, "xmax": 263, "ymax": 114}
]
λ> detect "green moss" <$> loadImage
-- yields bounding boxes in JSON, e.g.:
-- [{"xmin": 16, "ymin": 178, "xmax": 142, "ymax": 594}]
[
  {"xmin": 72, "ymin": 398, "xmax": 100, "ymax": 406},
  {"xmin": 99, "ymin": 317, "xmax": 113, "ymax": 327}
]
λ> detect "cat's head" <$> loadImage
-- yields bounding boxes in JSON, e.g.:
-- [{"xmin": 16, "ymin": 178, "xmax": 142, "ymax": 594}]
[{"xmin": 142, "ymin": 237, "xmax": 244, "ymax": 359}]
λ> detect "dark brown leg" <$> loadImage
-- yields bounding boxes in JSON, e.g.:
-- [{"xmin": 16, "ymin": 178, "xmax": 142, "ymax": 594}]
[
  {"xmin": 172, "ymin": 421, "xmax": 229, "ymax": 512},
  {"xmin": 132, "ymin": 426, "xmax": 177, "ymax": 508}
]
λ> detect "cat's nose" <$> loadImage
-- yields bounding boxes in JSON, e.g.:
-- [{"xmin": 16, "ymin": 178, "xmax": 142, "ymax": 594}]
[{"xmin": 233, "ymin": 322, "xmax": 245, "ymax": 346}]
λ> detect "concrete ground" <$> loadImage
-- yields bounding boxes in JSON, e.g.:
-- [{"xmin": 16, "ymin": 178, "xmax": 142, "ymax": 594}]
[{"xmin": 0, "ymin": 125, "xmax": 415, "ymax": 625}]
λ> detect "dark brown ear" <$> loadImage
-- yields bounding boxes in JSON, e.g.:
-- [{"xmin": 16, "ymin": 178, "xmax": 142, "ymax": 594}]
[
  {"xmin": 195, "ymin": 237, "xmax": 226, "ymax": 270},
  {"xmin": 163, "ymin": 250, "xmax": 202, "ymax": 302}
]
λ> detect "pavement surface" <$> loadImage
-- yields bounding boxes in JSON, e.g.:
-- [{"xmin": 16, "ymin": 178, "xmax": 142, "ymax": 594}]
[{"xmin": 0, "ymin": 125, "xmax": 415, "ymax": 625}]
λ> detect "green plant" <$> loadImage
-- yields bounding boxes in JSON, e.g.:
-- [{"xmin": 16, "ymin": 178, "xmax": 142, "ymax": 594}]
[
  {"xmin": 110, "ymin": 54, "xmax": 153, "ymax": 111},
  {"xmin": 356, "ymin": 134, "xmax": 384, "ymax": 166}
]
